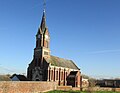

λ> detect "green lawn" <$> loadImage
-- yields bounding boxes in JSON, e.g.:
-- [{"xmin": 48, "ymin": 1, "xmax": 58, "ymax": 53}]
[{"xmin": 46, "ymin": 90, "xmax": 120, "ymax": 93}]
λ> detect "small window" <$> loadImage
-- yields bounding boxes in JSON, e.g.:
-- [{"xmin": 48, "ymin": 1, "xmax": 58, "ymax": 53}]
[
  {"xmin": 38, "ymin": 58, "xmax": 41, "ymax": 67},
  {"xmin": 51, "ymin": 70, "xmax": 53, "ymax": 80},
  {"xmin": 56, "ymin": 71, "xmax": 58, "ymax": 80},
  {"xmin": 36, "ymin": 40, "xmax": 38, "ymax": 47},
  {"xmin": 44, "ymin": 51, "xmax": 48, "ymax": 55},
  {"xmin": 35, "ymin": 59, "xmax": 37, "ymax": 66},
  {"xmin": 46, "ymin": 41, "xmax": 49, "ymax": 48}
]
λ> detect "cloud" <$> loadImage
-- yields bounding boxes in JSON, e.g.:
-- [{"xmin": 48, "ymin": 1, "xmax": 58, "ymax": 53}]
[
  {"xmin": 0, "ymin": 65, "xmax": 25, "ymax": 75},
  {"xmin": 90, "ymin": 74, "xmax": 119, "ymax": 79},
  {"xmin": 87, "ymin": 49, "xmax": 120, "ymax": 54}
]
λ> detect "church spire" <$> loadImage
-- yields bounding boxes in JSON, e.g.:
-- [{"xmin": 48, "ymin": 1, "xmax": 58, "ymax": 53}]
[
  {"xmin": 40, "ymin": 10, "xmax": 46, "ymax": 32},
  {"xmin": 40, "ymin": 0, "xmax": 46, "ymax": 33}
]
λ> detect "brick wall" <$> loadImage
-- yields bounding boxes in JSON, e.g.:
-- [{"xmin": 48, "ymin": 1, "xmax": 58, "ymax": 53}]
[
  {"xmin": 57, "ymin": 86, "xmax": 72, "ymax": 91},
  {"xmin": 0, "ymin": 81, "xmax": 57, "ymax": 93},
  {"xmin": 115, "ymin": 88, "xmax": 120, "ymax": 92}
]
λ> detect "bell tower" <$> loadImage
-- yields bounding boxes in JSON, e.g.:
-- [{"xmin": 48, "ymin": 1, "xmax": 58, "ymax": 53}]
[
  {"xmin": 35, "ymin": 9, "xmax": 50, "ymax": 59},
  {"xmin": 27, "ymin": 1, "xmax": 50, "ymax": 81}
]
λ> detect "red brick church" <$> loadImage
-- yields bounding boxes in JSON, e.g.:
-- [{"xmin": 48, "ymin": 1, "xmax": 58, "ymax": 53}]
[{"xmin": 27, "ymin": 9, "xmax": 81, "ymax": 87}]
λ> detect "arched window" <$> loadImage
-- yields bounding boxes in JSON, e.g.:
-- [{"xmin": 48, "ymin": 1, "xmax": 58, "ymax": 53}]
[
  {"xmin": 35, "ymin": 59, "xmax": 37, "ymax": 66},
  {"xmin": 46, "ymin": 41, "xmax": 49, "ymax": 48},
  {"xmin": 61, "ymin": 71, "xmax": 63, "ymax": 80},
  {"xmin": 56, "ymin": 71, "xmax": 58, "ymax": 80},
  {"xmin": 36, "ymin": 40, "xmax": 38, "ymax": 47},
  {"xmin": 51, "ymin": 70, "xmax": 53, "ymax": 80},
  {"xmin": 38, "ymin": 58, "xmax": 41, "ymax": 67},
  {"xmin": 39, "ymin": 40, "xmax": 41, "ymax": 47},
  {"xmin": 66, "ymin": 72, "xmax": 68, "ymax": 79}
]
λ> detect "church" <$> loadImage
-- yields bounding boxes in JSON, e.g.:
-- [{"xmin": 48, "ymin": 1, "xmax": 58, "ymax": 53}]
[{"xmin": 27, "ymin": 8, "xmax": 81, "ymax": 87}]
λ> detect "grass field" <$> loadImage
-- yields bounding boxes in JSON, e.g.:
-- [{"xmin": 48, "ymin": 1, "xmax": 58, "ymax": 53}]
[{"xmin": 46, "ymin": 90, "xmax": 120, "ymax": 93}]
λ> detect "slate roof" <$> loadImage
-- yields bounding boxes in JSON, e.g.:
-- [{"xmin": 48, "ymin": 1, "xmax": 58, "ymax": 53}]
[
  {"xmin": 10, "ymin": 74, "xmax": 28, "ymax": 81},
  {"xmin": 45, "ymin": 55, "xmax": 80, "ymax": 70}
]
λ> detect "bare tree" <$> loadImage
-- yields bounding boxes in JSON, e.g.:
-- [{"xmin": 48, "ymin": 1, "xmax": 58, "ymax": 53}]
[
  {"xmin": 87, "ymin": 78, "xmax": 96, "ymax": 93},
  {"xmin": 0, "ymin": 74, "xmax": 11, "ymax": 81}
]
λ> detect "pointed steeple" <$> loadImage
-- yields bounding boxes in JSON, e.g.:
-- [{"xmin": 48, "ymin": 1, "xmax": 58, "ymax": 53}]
[
  {"xmin": 39, "ymin": 0, "xmax": 47, "ymax": 33},
  {"xmin": 36, "ymin": 0, "xmax": 47, "ymax": 35},
  {"xmin": 40, "ymin": 9, "xmax": 46, "ymax": 33}
]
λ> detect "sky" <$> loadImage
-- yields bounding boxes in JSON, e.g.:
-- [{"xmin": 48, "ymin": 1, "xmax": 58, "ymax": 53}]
[{"xmin": 0, "ymin": 0, "xmax": 120, "ymax": 79}]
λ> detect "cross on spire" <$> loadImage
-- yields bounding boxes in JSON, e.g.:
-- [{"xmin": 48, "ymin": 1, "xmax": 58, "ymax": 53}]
[{"xmin": 43, "ymin": 0, "xmax": 46, "ymax": 12}]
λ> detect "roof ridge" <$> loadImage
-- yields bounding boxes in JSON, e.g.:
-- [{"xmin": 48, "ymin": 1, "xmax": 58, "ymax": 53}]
[
  {"xmin": 48, "ymin": 55, "xmax": 80, "ymax": 70},
  {"xmin": 50, "ymin": 55, "xmax": 71, "ymax": 61}
]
